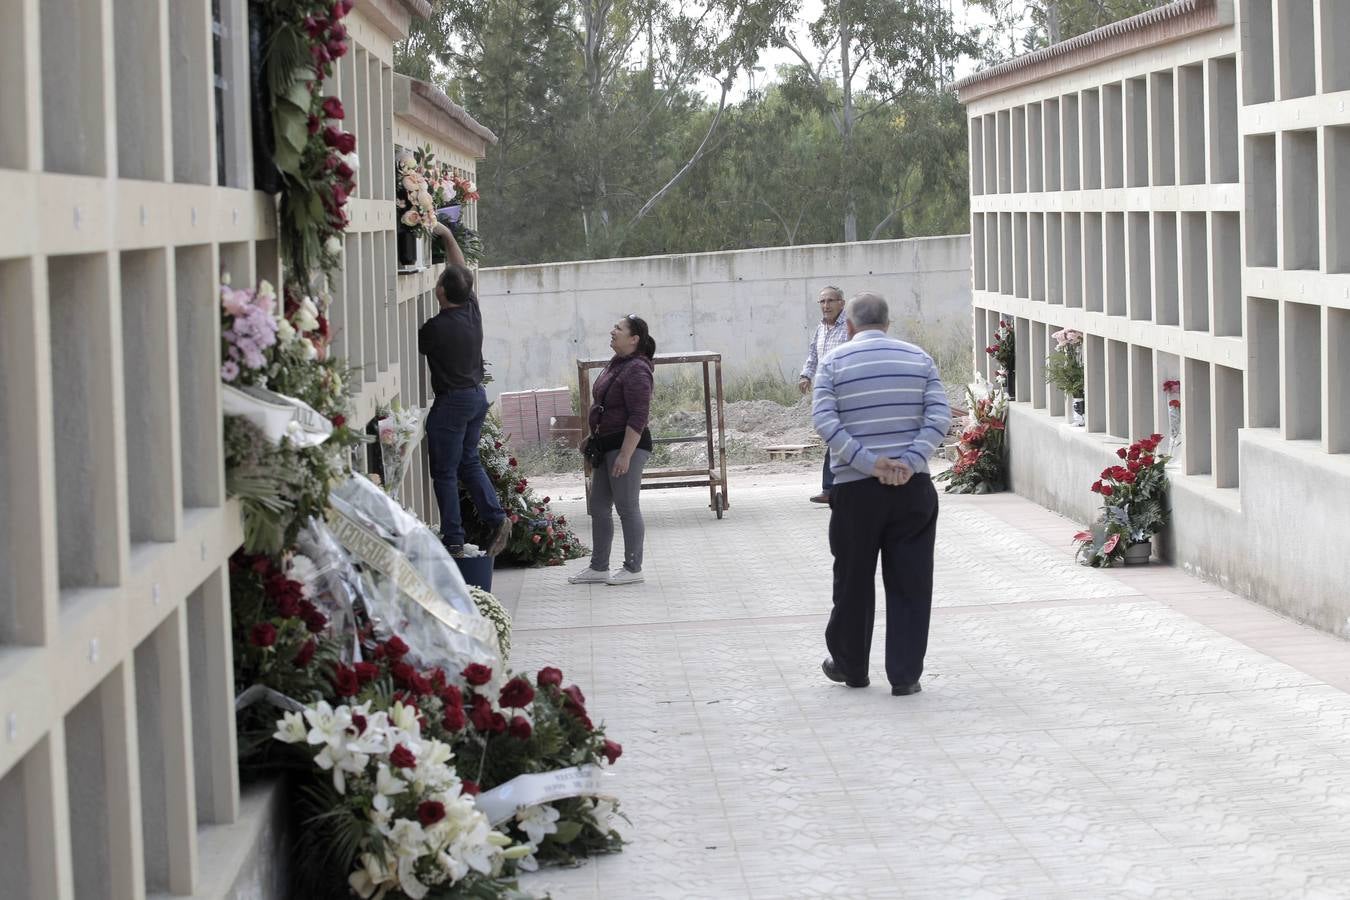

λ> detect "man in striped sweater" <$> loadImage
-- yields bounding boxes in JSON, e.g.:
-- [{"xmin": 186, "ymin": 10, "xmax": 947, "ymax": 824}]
[{"xmin": 811, "ymin": 292, "xmax": 952, "ymax": 697}]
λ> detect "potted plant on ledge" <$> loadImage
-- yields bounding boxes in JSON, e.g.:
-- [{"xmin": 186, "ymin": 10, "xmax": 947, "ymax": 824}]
[
  {"xmin": 1046, "ymin": 328, "xmax": 1084, "ymax": 426},
  {"xmin": 1073, "ymin": 433, "xmax": 1170, "ymax": 567}
]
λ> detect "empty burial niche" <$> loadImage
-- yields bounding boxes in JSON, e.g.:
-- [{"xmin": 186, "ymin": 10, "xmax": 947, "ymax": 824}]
[
  {"xmin": 1283, "ymin": 300, "xmax": 1322, "ymax": 441},
  {"xmin": 49, "ymin": 254, "xmax": 121, "ymax": 591},
  {"xmin": 1042, "ymin": 97, "xmax": 1060, "ymax": 191},
  {"xmin": 1324, "ymin": 0, "xmax": 1350, "ymax": 93},
  {"xmin": 1329, "ymin": 308, "xmax": 1350, "ymax": 453},
  {"xmin": 1107, "ymin": 339, "xmax": 1130, "ymax": 439},
  {"xmin": 1029, "ymin": 213, "xmax": 1045, "ymax": 301},
  {"xmin": 1127, "ymin": 212, "xmax": 1151, "ymax": 320},
  {"xmin": 999, "ymin": 212, "xmax": 1014, "ymax": 294},
  {"xmin": 1027, "ymin": 103, "xmax": 1044, "ymax": 192},
  {"xmin": 1046, "ymin": 213, "xmax": 1063, "ymax": 304},
  {"xmin": 0, "ymin": 260, "xmax": 39, "ymax": 644},
  {"xmin": 67, "ymin": 667, "xmax": 137, "ymax": 900},
  {"xmin": 1130, "ymin": 344, "xmax": 1156, "ymax": 439},
  {"xmin": 1060, "ymin": 94, "xmax": 1080, "ymax": 190},
  {"xmin": 983, "ymin": 113, "xmax": 998, "ymax": 197},
  {"xmin": 1178, "ymin": 64, "xmax": 1206, "ymax": 185},
  {"xmin": 997, "ymin": 109, "xmax": 1012, "ymax": 193},
  {"xmin": 1063, "ymin": 212, "xmax": 1083, "ymax": 308},
  {"xmin": 1081, "ymin": 88, "xmax": 1101, "ymax": 189},
  {"xmin": 1247, "ymin": 297, "xmax": 1280, "ymax": 428},
  {"xmin": 1241, "ymin": 0, "xmax": 1275, "ymax": 104},
  {"xmin": 1211, "ymin": 212, "xmax": 1242, "ymax": 336},
  {"xmin": 1083, "ymin": 212, "xmax": 1104, "ymax": 312},
  {"xmin": 1153, "ymin": 212, "xmax": 1180, "ymax": 326},
  {"xmin": 1085, "ymin": 334, "xmax": 1107, "ymax": 432},
  {"xmin": 970, "ymin": 117, "xmax": 985, "ymax": 194},
  {"xmin": 1125, "ymin": 77, "xmax": 1149, "ymax": 188},
  {"xmin": 1180, "ymin": 212, "xmax": 1210, "ymax": 332},
  {"xmin": 1104, "ymin": 212, "xmax": 1126, "ymax": 317},
  {"xmin": 1103, "ymin": 83, "xmax": 1125, "ymax": 189},
  {"xmin": 0, "ymin": 0, "xmax": 30, "ymax": 168},
  {"xmin": 1183, "ymin": 358, "xmax": 1214, "ymax": 475},
  {"xmin": 1277, "ymin": 0, "xmax": 1316, "ymax": 100},
  {"xmin": 1012, "ymin": 106, "xmax": 1028, "ymax": 193},
  {"xmin": 1148, "ymin": 70, "xmax": 1175, "ymax": 186},
  {"xmin": 120, "ymin": 250, "xmax": 177, "ymax": 544},
  {"xmin": 114, "ymin": 0, "xmax": 166, "ymax": 180},
  {"xmin": 176, "ymin": 245, "xmax": 223, "ymax": 510},
  {"xmin": 1208, "ymin": 57, "xmax": 1240, "ymax": 183},
  {"xmin": 1245, "ymin": 134, "xmax": 1278, "ymax": 267},
  {"xmin": 1281, "ymin": 130, "xmax": 1319, "ymax": 271},
  {"xmin": 972, "ymin": 214, "xmax": 986, "ymax": 290},
  {"xmin": 170, "ymin": 0, "xmax": 213, "ymax": 184},
  {"xmin": 1326, "ymin": 126, "xmax": 1350, "ymax": 273},
  {"xmin": 136, "ymin": 610, "xmax": 195, "ymax": 893},
  {"xmin": 41, "ymin": 0, "xmax": 108, "ymax": 175},
  {"xmin": 1214, "ymin": 365, "xmax": 1244, "ymax": 488},
  {"xmin": 1014, "ymin": 213, "xmax": 1029, "ymax": 298},
  {"xmin": 985, "ymin": 213, "xmax": 999, "ymax": 292}
]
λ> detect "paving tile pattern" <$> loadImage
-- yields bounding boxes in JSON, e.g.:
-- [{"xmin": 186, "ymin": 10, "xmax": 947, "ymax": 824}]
[{"xmin": 501, "ymin": 476, "xmax": 1350, "ymax": 899}]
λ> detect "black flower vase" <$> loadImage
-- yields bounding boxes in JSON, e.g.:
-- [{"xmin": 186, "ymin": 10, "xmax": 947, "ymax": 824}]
[{"xmin": 396, "ymin": 227, "xmax": 418, "ymax": 267}]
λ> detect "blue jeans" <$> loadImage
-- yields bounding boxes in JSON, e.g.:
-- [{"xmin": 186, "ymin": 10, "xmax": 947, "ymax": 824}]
[{"xmin": 426, "ymin": 386, "xmax": 504, "ymax": 546}]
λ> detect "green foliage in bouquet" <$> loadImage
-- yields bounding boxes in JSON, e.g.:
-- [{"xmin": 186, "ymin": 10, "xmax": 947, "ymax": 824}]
[
  {"xmin": 259, "ymin": 0, "xmax": 359, "ymax": 278},
  {"xmin": 984, "ymin": 318, "xmax": 1015, "ymax": 391},
  {"xmin": 460, "ymin": 418, "xmax": 587, "ymax": 566},
  {"xmin": 469, "ymin": 587, "xmax": 512, "ymax": 661},
  {"xmin": 935, "ymin": 385, "xmax": 1008, "ymax": 494},
  {"xmin": 1045, "ymin": 328, "xmax": 1084, "ymax": 398}
]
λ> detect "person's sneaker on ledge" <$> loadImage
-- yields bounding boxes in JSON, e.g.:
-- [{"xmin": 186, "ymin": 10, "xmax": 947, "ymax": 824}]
[
  {"xmin": 443, "ymin": 542, "xmax": 466, "ymax": 558},
  {"xmin": 487, "ymin": 516, "xmax": 513, "ymax": 557},
  {"xmin": 605, "ymin": 568, "xmax": 645, "ymax": 586},
  {"xmin": 567, "ymin": 567, "xmax": 609, "ymax": 584},
  {"xmin": 809, "ymin": 492, "xmax": 831, "ymax": 504}
]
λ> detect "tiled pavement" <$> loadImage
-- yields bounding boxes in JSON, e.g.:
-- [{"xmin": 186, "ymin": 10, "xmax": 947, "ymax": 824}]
[{"xmin": 493, "ymin": 470, "xmax": 1350, "ymax": 899}]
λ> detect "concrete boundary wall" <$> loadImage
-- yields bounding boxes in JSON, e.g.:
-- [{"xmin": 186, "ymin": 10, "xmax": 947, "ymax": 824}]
[{"xmin": 475, "ymin": 236, "xmax": 973, "ymax": 398}]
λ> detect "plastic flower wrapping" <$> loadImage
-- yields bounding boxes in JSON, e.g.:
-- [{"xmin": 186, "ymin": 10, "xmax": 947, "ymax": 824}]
[{"xmin": 378, "ymin": 404, "xmax": 428, "ymax": 503}]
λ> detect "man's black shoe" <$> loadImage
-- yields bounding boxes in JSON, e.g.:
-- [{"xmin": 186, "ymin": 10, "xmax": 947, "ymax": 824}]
[
  {"xmin": 890, "ymin": 682, "xmax": 922, "ymax": 696},
  {"xmin": 821, "ymin": 658, "xmax": 869, "ymax": 688}
]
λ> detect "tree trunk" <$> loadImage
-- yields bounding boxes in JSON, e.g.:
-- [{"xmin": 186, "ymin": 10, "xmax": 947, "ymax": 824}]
[
  {"xmin": 1045, "ymin": 0, "xmax": 1063, "ymax": 44},
  {"xmin": 839, "ymin": 2, "xmax": 857, "ymax": 242}
]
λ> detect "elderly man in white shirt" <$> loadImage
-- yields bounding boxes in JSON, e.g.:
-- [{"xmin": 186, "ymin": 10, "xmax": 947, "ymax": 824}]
[{"xmin": 798, "ymin": 285, "xmax": 850, "ymax": 504}]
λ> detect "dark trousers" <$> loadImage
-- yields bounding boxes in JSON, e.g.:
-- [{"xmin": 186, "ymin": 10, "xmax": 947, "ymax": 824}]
[
  {"xmin": 822, "ymin": 454, "xmax": 836, "ymax": 492},
  {"xmin": 426, "ymin": 386, "xmax": 504, "ymax": 546},
  {"xmin": 826, "ymin": 474, "xmax": 939, "ymax": 687}
]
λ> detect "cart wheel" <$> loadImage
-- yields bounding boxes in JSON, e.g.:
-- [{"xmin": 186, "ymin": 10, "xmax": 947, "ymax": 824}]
[{"xmin": 714, "ymin": 493, "xmax": 724, "ymax": 519}]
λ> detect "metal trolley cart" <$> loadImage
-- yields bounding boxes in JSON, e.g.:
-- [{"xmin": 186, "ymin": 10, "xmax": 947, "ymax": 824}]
[{"xmin": 578, "ymin": 351, "xmax": 730, "ymax": 519}]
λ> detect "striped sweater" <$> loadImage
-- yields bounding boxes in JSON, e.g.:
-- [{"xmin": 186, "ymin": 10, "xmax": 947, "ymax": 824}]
[{"xmin": 811, "ymin": 329, "xmax": 952, "ymax": 485}]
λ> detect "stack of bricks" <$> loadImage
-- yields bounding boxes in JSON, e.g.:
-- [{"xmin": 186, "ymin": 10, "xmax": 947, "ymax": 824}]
[{"xmin": 498, "ymin": 388, "xmax": 573, "ymax": 446}]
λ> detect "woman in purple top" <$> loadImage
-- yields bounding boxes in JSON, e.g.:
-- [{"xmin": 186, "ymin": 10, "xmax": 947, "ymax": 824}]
[{"xmin": 569, "ymin": 316, "xmax": 656, "ymax": 586}]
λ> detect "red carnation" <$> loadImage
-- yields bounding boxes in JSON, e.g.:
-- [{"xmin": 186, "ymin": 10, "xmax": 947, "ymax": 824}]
[
  {"xmin": 417, "ymin": 800, "xmax": 446, "ymax": 827},
  {"xmin": 1150, "ymin": 433, "xmax": 1164, "ymax": 443},
  {"xmin": 443, "ymin": 705, "xmax": 467, "ymax": 732},
  {"xmin": 327, "ymin": 38, "xmax": 348, "ymax": 59},
  {"xmin": 250, "ymin": 556, "xmax": 272, "ymax": 575},
  {"xmin": 601, "ymin": 739, "xmax": 623, "ymax": 764},
  {"xmin": 307, "ymin": 114, "xmax": 321, "ymax": 135},
  {"xmin": 1169, "ymin": 399, "xmax": 1181, "ymax": 409},
  {"xmin": 386, "ymin": 635, "xmax": 410, "ymax": 658},
  {"xmin": 249, "ymin": 622, "xmax": 277, "ymax": 648},
  {"xmin": 354, "ymin": 661, "xmax": 379, "ymax": 684},
  {"xmin": 322, "ymin": 96, "xmax": 344, "ymax": 120},
  {"xmin": 1141, "ymin": 455, "xmax": 1154, "ymax": 467},
  {"xmin": 333, "ymin": 664, "xmax": 359, "ymax": 696},
  {"xmin": 1091, "ymin": 481, "xmax": 1102, "ymax": 493},
  {"xmin": 508, "ymin": 457, "xmax": 518, "ymax": 467},
  {"xmin": 1100, "ymin": 485, "xmax": 1115, "ymax": 497},
  {"xmin": 462, "ymin": 663, "xmax": 492, "ymax": 686},
  {"xmin": 461, "ymin": 780, "xmax": 480, "ymax": 796},
  {"xmin": 441, "ymin": 684, "xmax": 463, "ymax": 709},
  {"xmin": 392, "ymin": 661, "xmax": 417, "ymax": 687},
  {"xmin": 537, "ymin": 666, "xmax": 564, "ymax": 687},
  {"xmin": 562, "ymin": 684, "xmax": 587, "ymax": 710},
  {"xmin": 489, "ymin": 712, "xmax": 507, "ymax": 733},
  {"xmin": 1116, "ymin": 448, "xmax": 1127, "ymax": 459},
  {"xmin": 1127, "ymin": 461, "xmax": 1141, "ymax": 474},
  {"xmin": 292, "ymin": 638, "xmax": 317, "ymax": 667},
  {"xmin": 508, "ymin": 715, "xmax": 532, "ymax": 740},
  {"xmin": 323, "ymin": 126, "xmax": 356, "ymax": 155},
  {"xmin": 499, "ymin": 677, "xmax": 535, "ymax": 709},
  {"xmin": 469, "ymin": 695, "xmax": 496, "ymax": 732},
  {"xmin": 335, "ymin": 161, "xmax": 354, "ymax": 180},
  {"xmin": 349, "ymin": 713, "xmax": 367, "ymax": 735},
  {"xmin": 274, "ymin": 592, "xmax": 301, "ymax": 618},
  {"xmin": 389, "ymin": 744, "xmax": 416, "ymax": 769}
]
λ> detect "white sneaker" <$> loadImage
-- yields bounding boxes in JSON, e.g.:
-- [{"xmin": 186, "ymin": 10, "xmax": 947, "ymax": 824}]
[
  {"xmin": 567, "ymin": 567, "xmax": 609, "ymax": 584},
  {"xmin": 605, "ymin": 568, "xmax": 645, "ymax": 586}
]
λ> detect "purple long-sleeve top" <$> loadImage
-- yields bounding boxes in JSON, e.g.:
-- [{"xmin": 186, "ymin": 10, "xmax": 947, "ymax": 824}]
[{"xmin": 589, "ymin": 354, "xmax": 655, "ymax": 436}]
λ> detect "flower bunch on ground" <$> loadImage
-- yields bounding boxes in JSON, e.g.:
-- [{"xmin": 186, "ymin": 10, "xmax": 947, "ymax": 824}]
[
  {"xmin": 460, "ymin": 418, "xmax": 587, "ymax": 566},
  {"xmin": 274, "ymin": 699, "xmax": 530, "ymax": 898},
  {"xmin": 936, "ymin": 385, "xmax": 1008, "ymax": 494},
  {"xmin": 469, "ymin": 587, "xmax": 513, "ymax": 661},
  {"xmin": 1045, "ymin": 328, "xmax": 1084, "ymax": 398},
  {"xmin": 260, "ymin": 0, "xmax": 359, "ymax": 277},
  {"xmin": 378, "ymin": 403, "xmax": 427, "ymax": 503},
  {"xmin": 985, "ymin": 318, "xmax": 1015, "ymax": 395},
  {"xmin": 1074, "ymin": 433, "xmax": 1171, "ymax": 566}
]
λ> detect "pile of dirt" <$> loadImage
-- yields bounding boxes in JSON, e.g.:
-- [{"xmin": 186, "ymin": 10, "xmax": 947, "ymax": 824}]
[{"xmin": 652, "ymin": 397, "xmax": 819, "ymax": 468}]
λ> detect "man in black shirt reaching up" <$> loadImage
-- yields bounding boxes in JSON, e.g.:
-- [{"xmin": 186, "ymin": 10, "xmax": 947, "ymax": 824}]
[{"xmin": 418, "ymin": 222, "xmax": 512, "ymax": 558}]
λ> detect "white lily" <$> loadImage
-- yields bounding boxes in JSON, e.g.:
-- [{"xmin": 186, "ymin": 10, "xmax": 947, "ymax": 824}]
[
  {"xmin": 272, "ymin": 711, "xmax": 306, "ymax": 744},
  {"xmin": 514, "ymin": 803, "xmax": 560, "ymax": 846}
]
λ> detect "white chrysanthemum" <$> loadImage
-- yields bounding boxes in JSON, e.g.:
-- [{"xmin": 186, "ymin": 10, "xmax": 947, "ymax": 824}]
[
  {"xmin": 275, "ymin": 316, "xmax": 296, "ymax": 344},
  {"xmin": 284, "ymin": 554, "xmax": 317, "ymax": 595},
  {"xmin": 515, "ymin": 803, "xmax": 560, "ymax": 846},
  {"xmin": 325, "ymin": 235, "xmax": 342, "ymax": 256},
  {"xmin": 294, "ymin": 297, "xmax": 320, "ymax": 331}
]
